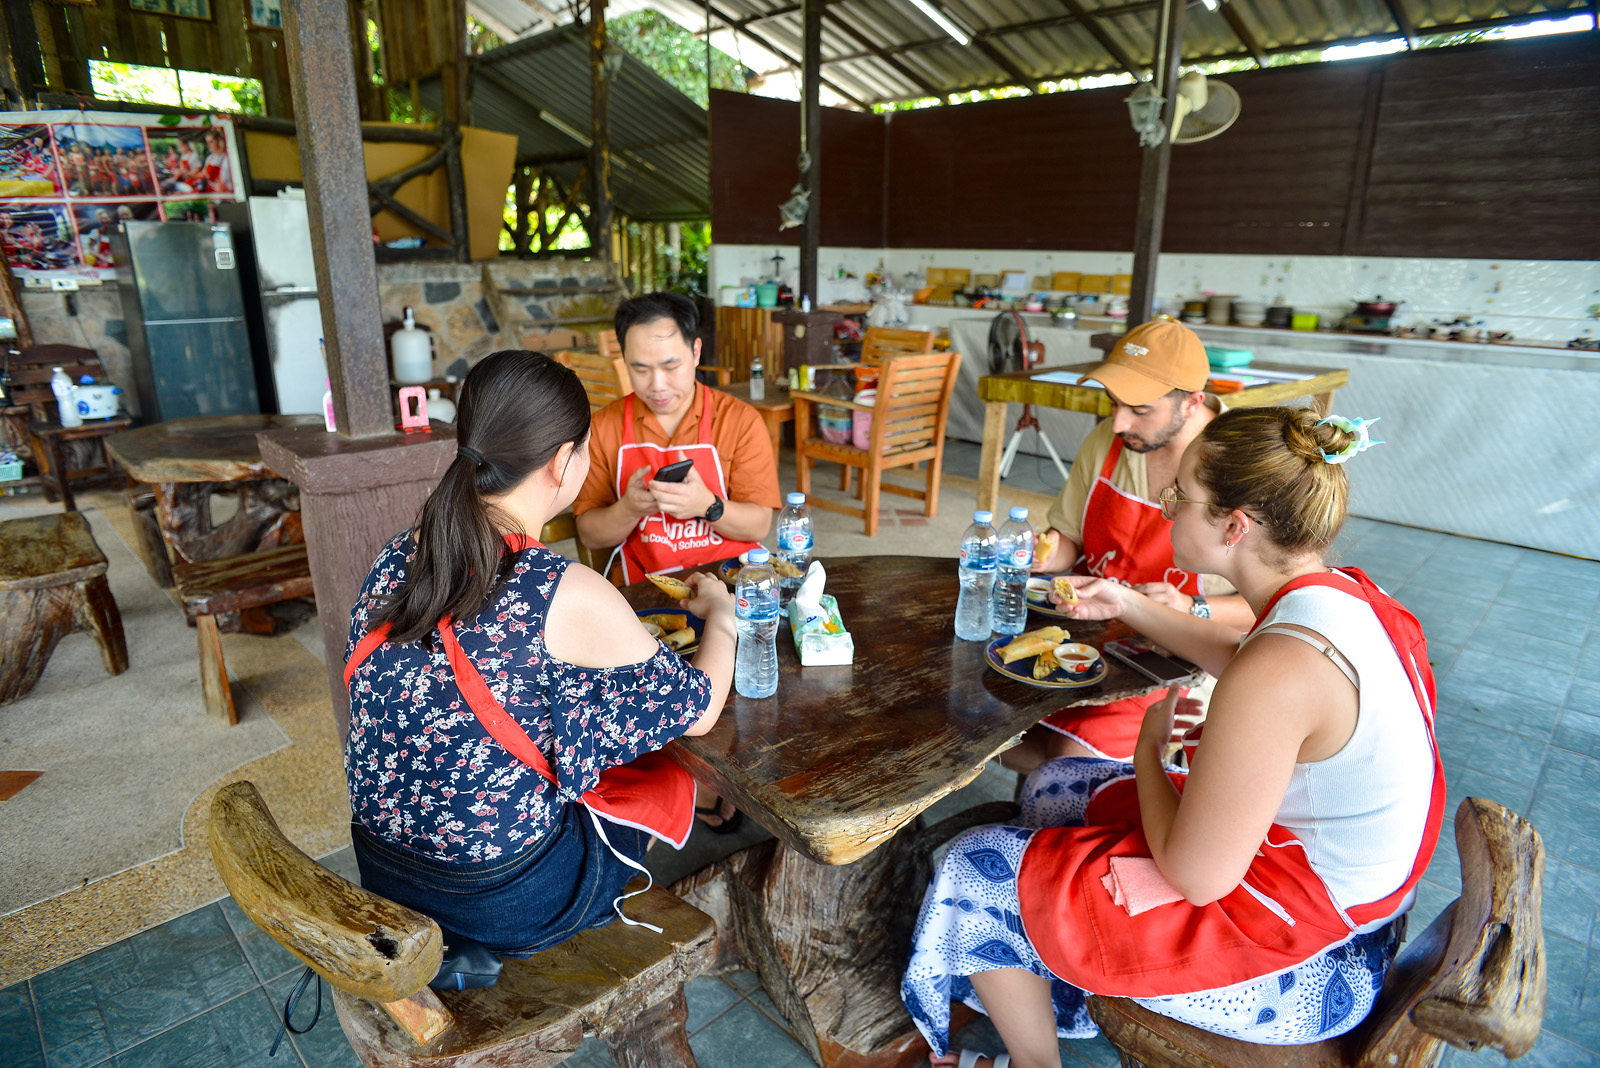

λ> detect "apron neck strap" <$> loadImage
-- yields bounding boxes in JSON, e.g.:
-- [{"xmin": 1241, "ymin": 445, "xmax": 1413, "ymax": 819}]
[
  {"xmin": 1100, "ymin": 435, "xmax": 1124, "ymax": 480},
  {"xmin": 622, "ymin": 387, "xmax": 710, "ymax": 449}
]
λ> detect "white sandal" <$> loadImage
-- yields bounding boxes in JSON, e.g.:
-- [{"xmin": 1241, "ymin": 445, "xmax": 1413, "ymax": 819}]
[{"xmin": 956, "ymin": 1052, "xmax": 1010, "ymax": 1068}]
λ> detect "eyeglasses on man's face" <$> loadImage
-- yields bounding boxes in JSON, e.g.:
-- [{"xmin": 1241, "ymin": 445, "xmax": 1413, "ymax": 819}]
[{"xmin": 1158, "ymin": 485, "xmax": 1206, "ymax": 522}]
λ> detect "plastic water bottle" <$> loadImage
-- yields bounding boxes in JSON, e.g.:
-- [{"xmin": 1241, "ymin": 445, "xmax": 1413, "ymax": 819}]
[
  {"xmin": 734, "ymin": 547, "xmax": 781, "ymax": 698},
  {"xmin": 994, "ymin": 506, "xmax": 1035, "ymax": 635},
  {"xmin": 749, "ymin": 355, "xmax": 765, "ymax": 402},
  {"xmin": 955, "ymin": 510, "xmax": 998, "ymax": 641},
  {"xmin": 775, "ymin": 492, "xmax": 813, "ymax": 602},
  {"xmin": 50, "ymin": 366, "xmax": 81, "ymax": 427}
]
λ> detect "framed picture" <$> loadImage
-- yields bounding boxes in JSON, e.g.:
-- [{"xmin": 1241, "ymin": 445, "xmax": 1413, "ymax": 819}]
[
  {"xmin": 129, "ymin": 0, "xmax": 212, "ymax": 19},
  {"xmin": 249, "ymin": 0, "xmax": 283, "ymax": 28}
]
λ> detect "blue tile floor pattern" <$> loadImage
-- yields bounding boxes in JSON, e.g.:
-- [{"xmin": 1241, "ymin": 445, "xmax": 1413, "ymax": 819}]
[{"xmin": 4, "ymin": 517, "xmax": 1598, "ymax": 1067}]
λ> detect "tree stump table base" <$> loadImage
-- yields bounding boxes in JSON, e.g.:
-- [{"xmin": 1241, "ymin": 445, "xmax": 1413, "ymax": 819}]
[{"xmin": 0, "ymin": 512, "xmax": 128, "ymax": 705}]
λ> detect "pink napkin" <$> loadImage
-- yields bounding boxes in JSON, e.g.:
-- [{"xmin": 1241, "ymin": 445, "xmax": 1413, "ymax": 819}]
[{"xmin": 1100, "ymin": 856, "xmax": 1185, "ymax": 916}]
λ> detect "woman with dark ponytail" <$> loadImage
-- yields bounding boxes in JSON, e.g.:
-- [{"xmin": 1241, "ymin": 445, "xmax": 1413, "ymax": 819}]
[{"xmin": 344, "ymin": 350, "xmax": 736, "ymax": 957}]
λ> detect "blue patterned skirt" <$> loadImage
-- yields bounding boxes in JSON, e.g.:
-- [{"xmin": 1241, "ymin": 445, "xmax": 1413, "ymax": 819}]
[{"xmin": 901, "ymin": 757, "xmax": 1402, "ymax": 1055}]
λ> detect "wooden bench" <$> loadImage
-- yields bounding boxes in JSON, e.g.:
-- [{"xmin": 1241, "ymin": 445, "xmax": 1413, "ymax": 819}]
[
  {"xmin": 2, "ymin": 343, "xmax": 131, "ymax": 510},
  {"xmin": 1088, "ymin": 796, "xmax": 1546, "ymax": 1068},
  {"xmin": 174, "ymin": 543, "xmax": 313, "ymax": 724},
  {"xmin": 209, "ymin": 780, "xmax": 715, "ymax": 1068},
  {"xmin": 0, "ymin": 512, "xmax": 128, "ymax": 704}
]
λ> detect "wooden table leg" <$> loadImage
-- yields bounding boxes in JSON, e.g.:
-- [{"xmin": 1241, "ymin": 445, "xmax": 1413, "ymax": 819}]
[
  {"xmin": 47, "ymin": 434, "xmax": 74, "ymax": 511},
  {"xmin": 764, "ymin": 411, "xmax": 783, "ymax": 463},
  {"xmin": 75, "ymin": 573, "xmax": 128, "ymax": 677},
  {"xmin": 977, "ymin": 401, "xmax": 1008, "ymax": 516}
]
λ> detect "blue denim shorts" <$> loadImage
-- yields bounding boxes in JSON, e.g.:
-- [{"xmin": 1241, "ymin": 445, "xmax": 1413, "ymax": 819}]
[{"xmin": 350, "ymin": 801, "xmax": 650, "ymax": 957}]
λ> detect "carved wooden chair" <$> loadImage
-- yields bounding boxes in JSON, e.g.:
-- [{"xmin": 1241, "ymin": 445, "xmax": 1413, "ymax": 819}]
[
  {"xmin": 794, "ymin": 351, "xmax": 961, "ymax": 536},
  {"xmin": 859, "ymin": 326, "xmax": 934, "ymax": 364},
  {"xmin": 1087, "ymin": 797, "xmax": 1546, "ymax": 1068},
  {"xmin": 209, "ymin": 781, "xmax": 715, "ymax": 1068}
]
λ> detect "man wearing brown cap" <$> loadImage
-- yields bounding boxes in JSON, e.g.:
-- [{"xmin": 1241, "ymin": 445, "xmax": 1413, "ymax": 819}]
[{"xmin": 1022, "ymin": 319, "xmax": 1252, "ymax": 763}]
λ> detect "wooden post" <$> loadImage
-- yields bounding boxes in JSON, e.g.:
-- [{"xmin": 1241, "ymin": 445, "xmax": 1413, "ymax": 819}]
[
  {"xmin": 589, "ymin": 0, "xmax": 614, "ymax": 261},
  {"xmin": 1126, "ymin": 0, "xmax": 1185, "ymax": 328},
  {"xmin": 514, "ymin": 165, "xmax": 533, "ymax": 256},
  {"xmin": 283, "ymin": 0, "xmax": 392, "ymax": 439},
  {"xmin": 799, "ymin": 0, "xmax": 822, "ymax": 308}
]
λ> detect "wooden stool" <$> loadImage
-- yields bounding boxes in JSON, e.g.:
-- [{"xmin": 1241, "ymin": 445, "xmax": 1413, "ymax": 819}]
[
  {"xmin": 0, "ymin": 512, "xmax": 128, "ymax": 704},
  {"xmin": 1087, "ymin": 797, "xmax": 1545, "ymax": 1068},
  {"xmin": 27, "ymin": 416, "xmax": 134, "ymax": 512},
  {"xmin": 174, "ymin": 543, "xmax": 313, "ymax": 724},
  {"xmin": 210, "ymin": 781, "xmax": 715, "ymax": 1068}
]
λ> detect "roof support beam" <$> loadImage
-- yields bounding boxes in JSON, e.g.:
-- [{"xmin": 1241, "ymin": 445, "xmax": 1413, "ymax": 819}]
[
  {"xmin": 822, "ymin": 9, "xmax": 941, "ymax": 98},
  {"xmin": 588, "ymin": 0, "xmax": 613, "ymax": 260},
  {"xmin": 1218, "ymin": 3, "xmax": 1269, "ymax": 67},
  {"xmin": 477, "ymin": 65, "xmax": 708, "ymax": 210},
  {"xmin": 704, "ymin": 1, "xmax": 872, "ymax": 110},
  {"xmin": 971, "ymin": 38, "xmax": 1036, "ymax": 93},
  {"xmin": 800, "ymin": 0, "xmax": 822, "ymax": 306},
  {"xmin": 1382, "ymin": 0, "xmax": 1420, "ymax": 49},
  {"xmin": 1052, "ymin": 0, "xmax": 1144, "ymax": 77},
  {"xmin": 1128, "ymin": 0, "xmax": 1185, "ymax": 327}
]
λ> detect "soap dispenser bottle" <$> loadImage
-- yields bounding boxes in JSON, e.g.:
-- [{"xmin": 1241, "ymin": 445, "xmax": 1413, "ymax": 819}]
[{"xmin": 390, "ymin": 307, "xmax": 435, "ymax": 384}]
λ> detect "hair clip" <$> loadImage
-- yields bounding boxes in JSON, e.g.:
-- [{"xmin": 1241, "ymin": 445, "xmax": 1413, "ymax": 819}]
[{"xmin": 1315, "ymin": 415, "xmax": 1384, "ymax": 465}]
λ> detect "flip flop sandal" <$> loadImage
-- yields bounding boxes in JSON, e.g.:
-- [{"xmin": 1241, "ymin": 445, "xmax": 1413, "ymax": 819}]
[
  {"xmin": 957, "ymin": 1052, "xmax": 1010, "ymax": 1068},
  {"xmin": 694, "ymin": 798, "xmax": 745, "ymax": 835}
]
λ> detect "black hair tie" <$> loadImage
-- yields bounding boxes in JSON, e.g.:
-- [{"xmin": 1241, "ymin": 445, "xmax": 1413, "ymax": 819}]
[{"xmin": 457, "ymin": 445, "xmax": 486, "ymax": 468}]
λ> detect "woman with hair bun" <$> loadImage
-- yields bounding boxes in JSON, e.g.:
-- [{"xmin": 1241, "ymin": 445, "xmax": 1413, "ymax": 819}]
[
  {"xmin": 344, "ymin": 350, "xmax": 736, "ymax": 957},
  {"xmin": 904, "ymin": 408, "xmax": 1441, "ymax": 1067}
]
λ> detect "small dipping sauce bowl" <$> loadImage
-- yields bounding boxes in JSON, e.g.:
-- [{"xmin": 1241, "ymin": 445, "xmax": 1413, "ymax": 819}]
[
  {"xmin": 1054, "ymin": 642, "xmax": 1101, "ymax": 675},
  {"xmin": 1025, "ymin": 576, "xmax": 1054, "ymax": 604}
]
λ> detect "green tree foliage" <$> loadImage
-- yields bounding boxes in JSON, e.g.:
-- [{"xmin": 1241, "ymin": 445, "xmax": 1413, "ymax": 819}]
[{"xmin": 608, "ymin": 10, "xmax": 743, "ymax": 109}]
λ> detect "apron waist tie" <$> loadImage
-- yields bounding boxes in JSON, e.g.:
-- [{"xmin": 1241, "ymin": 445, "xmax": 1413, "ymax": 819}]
[{"xmin": 583, "ymin": 806, "xmax": 663, "ymax": 933}]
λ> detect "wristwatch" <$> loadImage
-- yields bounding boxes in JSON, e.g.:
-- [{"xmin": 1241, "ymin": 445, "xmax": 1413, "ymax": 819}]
[
  {"xmin": 1189, "ymin": 594, "xmax": 1211, "ymax": 619},
  {"xmin": 701, "ymin": 496, "xmax": 725, "ymax": 523}
]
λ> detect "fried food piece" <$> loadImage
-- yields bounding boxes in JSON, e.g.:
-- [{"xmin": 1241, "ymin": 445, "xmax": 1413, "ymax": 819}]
[
  {"xmin": 1033, "ymin": 648, "xmax": 1061, "ymax": 680},
  {"xmin": 641, "ymin": 613, "xmax": 689, "ymax": 633},
  {"xmin": 1036, "ymin": 529, "xmax": 1060, "ymax": 564},
  {"xmin": 663, "ymin": 627, "xmax": 697, "ymax": 651},
  {"xmin": 1053, "ymin": 575, "xmax": 1080, "ymax": 606},
  {"xmin": 773, "ymin": 558, "xmax": 804, "ymax": 579},
  {"xmin": 999, "ymin": 626, "xmax": 1068, "ymax": 664},
  {"xmin": 648, "ymin": 574, "xmax": 692, "ymax": 600}
]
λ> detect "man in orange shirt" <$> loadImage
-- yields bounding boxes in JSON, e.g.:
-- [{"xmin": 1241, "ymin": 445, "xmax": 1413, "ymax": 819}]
[{"xmin": 576, "ymin": 292, "xmax": 781, "ymax": 584}]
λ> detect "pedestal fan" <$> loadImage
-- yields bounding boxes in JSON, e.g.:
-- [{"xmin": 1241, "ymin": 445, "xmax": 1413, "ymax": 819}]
[{"xmin": 989, "ymin": 311, "xmax": 1070, "ymax": 481}]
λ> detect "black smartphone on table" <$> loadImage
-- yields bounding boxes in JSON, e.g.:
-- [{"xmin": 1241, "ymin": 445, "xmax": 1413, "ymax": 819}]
[
  {"xmin": 653, "ymin": 459, "xmax": 695, "ymax": 483},
  {"xmin": 1103, "ymin": 638, "xmax": 1198, "ymax": 686}
]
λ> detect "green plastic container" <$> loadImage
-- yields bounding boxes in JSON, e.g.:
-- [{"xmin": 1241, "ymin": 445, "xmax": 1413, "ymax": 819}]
[
  {"xmin": 756, "ymin": 281, "xmax": 779, "ymax": 309},
  {"xmin": 1205, "ymin": 345, "xmax": 1253, "ymax": 370}
]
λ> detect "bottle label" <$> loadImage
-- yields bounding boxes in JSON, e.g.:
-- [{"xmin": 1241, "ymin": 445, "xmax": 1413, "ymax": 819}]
[
  {"xmin": 960, "ymin": 547, "xmax": 995, "ymax": 572},
  {"xmin": 778, "ymin": 530, "xmax": 812, "ymax": 552},
  {"xmin": 1011, "ymin": 548, "xmax": 1032, "ymax": 567}
]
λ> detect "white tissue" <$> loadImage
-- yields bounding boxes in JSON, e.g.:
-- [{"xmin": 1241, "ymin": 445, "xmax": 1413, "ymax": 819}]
[{"xmin": 794, "ymin": 561, "xmax": 827, "ymax": 627}]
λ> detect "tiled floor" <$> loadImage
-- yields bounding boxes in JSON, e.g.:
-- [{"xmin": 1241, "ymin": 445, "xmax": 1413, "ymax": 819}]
[{"xmin": 4, "ymin": 515, "xmax": 1597, "ymax": 1067}]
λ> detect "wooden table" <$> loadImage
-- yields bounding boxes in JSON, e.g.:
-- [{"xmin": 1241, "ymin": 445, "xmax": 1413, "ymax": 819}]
[
  {"xmin": 974, "ymin": 361, "xmax": 1351, "ymax": 514},
  {"xmin": 106, "ymin": 414, "xmax": 322, "ymax": 568},
  {"xmin": 719, "ymin": 380, "xmax": 794, "ymax": 462},
  {"xmin": 623, "ymin": 555, "xmax": 1194, "ymax": 1066}
]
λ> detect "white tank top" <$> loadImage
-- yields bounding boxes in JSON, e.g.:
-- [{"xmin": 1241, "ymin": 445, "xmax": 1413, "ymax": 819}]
[{"xmin": 1241, "ymin": 575, "xmax": 1436, "ymax": 911}]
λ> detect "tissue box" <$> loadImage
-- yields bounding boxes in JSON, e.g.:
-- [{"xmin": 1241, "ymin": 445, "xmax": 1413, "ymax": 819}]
[{"xmin": 788, "ymin": 594, "xmax": 854, "ymax": 666}]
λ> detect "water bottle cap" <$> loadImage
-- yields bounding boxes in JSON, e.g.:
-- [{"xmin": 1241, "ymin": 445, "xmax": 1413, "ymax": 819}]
[
  {"xmin": 79, "ymin": 374, "xmax": 94, "ymax": 384},
  {"xmin": 1009, "ymin": 506, "xmax": 1029, "ymax": 520},
  {"xmin": 973, "ymin": 510, "xmax": 993, "ymax": 524},
  {"xmin": 747, "ymin": 547, "xmax": 770, "ymax": 563},
  {"xmin": 787, "ymin": 492, "xmax": 806, "ymax": 505}
]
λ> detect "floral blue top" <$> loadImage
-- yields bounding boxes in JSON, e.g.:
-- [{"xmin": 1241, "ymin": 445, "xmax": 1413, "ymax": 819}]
[{"xmin": 345, "ymin": 532, "xmax": 710, "ymax": 862}]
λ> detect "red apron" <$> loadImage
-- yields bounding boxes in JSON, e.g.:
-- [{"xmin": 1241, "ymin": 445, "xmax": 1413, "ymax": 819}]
[
  {"xmin": 614, "ymin": 386, "xmax": 761, "ymax": 584},
  {"xmin": 343, "ymin": 534, "xmax": 698, "ymax": 929},
  {"xmin": 1017, "ymin": 567, "xmax": 1445, "ymax": 998},
  {"xmin": 1043, "ymin": 437, "xmax": 1200, "ymax": 755}
]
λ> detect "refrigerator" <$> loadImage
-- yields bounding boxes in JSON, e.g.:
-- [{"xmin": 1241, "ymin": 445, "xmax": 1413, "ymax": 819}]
[
  {"xmin": 218, "ymin": 195, "xmax": 329, "ymax": 415},
  {"xmin": 113, "ymin": 220, "xmax": 262, "ymax": 421}
]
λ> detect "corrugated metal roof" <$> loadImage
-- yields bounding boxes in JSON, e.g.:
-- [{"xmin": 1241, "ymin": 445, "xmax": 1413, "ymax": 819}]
[
  {"xmin": 470, "ymin": 0, "xmax": 1594, "ymax": 108},
  {"xmin": 423, "ymin": 24, "xmax": 711, "ymax": 221}
]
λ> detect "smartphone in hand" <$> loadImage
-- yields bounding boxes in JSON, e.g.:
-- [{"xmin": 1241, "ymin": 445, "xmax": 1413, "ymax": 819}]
[
  {"xmin": 1103, "ymin": 638, "xmax": 1198, "ymax": 686},
  {"xmin": 653, "ymin": 458, "xmax": 695, "ymax": 483}
]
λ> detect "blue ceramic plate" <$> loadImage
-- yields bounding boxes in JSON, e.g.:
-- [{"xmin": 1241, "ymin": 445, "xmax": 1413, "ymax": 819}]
[
  {"xmin": 986, "ymin": 637, "xmax": 1107, "ymax": 690},
  {"xmin": 1025, "ymin": 574, "xmax": 1080, "ymax": 620},
  {"xmin": 636, "ymin": 607, "xmax": 704, "ymax": 655}
]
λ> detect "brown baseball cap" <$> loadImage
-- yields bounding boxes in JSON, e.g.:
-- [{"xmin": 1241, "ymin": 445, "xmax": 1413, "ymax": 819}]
[{"xmin": 1078, "ymin": 319, "xmax": 1209, "ymax": 405}]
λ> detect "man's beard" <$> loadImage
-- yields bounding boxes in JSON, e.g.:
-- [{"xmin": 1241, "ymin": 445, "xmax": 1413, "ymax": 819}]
[{"xmin": 1118, "ymin": 401, "xmax": 1187, "ymax": 454}]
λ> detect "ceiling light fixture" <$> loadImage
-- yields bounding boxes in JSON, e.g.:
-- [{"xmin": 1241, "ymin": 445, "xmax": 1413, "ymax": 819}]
[
  {"xmin": 1199, "ymin": 0, "xmax": 1219, "ymax": 9},
  {"xmin": 908, "ymin": 0, "xmax": 971, "ymax": 46}
]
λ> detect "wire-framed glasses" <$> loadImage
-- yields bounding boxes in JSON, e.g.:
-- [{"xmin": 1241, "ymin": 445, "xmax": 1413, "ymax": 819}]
[{"xmin": 1158, "ymin": 485, "xmax": 1206, "ymax": 522}]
